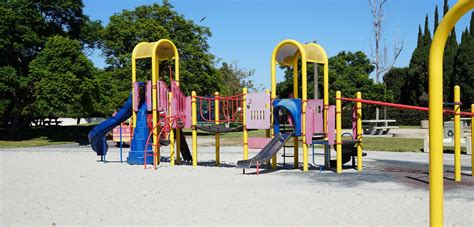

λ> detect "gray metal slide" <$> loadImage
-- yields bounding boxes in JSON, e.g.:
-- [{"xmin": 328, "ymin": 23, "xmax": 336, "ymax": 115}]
[{"xmin": 236, "ymin": 132, "xmax": 293, "ymax": 169}]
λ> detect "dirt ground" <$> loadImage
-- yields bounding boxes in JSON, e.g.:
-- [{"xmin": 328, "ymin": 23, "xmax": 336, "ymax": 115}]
[{"xmin": 1, "ymin": 141, "xmax": 473, "ymax": 226}]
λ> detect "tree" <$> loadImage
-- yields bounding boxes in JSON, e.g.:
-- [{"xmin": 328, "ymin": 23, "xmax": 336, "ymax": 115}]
[
  {"xmin": 383, "ymin": 67, "xmax": 409, "ymax": 103},
  {"xmin": 28, "ymin": 36, "xmax": 96, "ymax": 118},
  {"xmin": 277, "ymin": 51, "xmax": 393, "ymax": 104},
  {"xmin": 217, "ymin": 61, "xmax": 255, "ymax": 96},
  {"xmin": 101, "ymin": 0, "xmax": 222, "ymax": 107},
  {"xmin": 404, "ymin": 16, "xmax": 431, "ymax": 106},
  {"xmin": 368, "ymin": 0, "xmax": 403, "ymax": 83},
  {"xmin": 453, "ymin": 12, "xmax": 473, "ymax": 110},
  {"xmin": 0, "ymin": 0, "xmax": 100, "ymax": 133}
]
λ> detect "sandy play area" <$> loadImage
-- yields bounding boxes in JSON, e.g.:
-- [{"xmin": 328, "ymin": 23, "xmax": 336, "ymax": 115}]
[{"xmin": 1, "ymin": 141, "xmax": 473, "ymax": 226}]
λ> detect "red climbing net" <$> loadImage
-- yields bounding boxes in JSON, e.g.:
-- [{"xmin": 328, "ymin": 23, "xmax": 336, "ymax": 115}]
[{"xmin": 196, "ymin": 93, "xmax": 245, "ymax": 123}]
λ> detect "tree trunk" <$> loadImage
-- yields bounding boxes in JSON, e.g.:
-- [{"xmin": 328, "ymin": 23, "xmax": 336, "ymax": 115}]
[{"xmin": 8, "ymin": 108, "xmax": 22, "ymax": 136}]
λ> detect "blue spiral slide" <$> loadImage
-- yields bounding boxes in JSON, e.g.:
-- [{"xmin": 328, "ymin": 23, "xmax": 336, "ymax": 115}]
[{"xmin": 88, "ymin": 94, "xmax": 134, "ymax": 156}]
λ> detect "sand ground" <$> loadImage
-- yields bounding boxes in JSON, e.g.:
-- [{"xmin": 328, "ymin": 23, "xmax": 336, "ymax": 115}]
[{"xmin": 1, "ymin": 140, "xmax": 473, "ymax": 226}]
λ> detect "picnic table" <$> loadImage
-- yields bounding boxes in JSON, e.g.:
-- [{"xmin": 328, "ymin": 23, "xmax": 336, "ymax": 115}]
[
  {"xmin": 30, "ymin": 118, "xmax": 63, "ymax": 126},
  {"xmin": 362, "ymin": 119, "xmax": 398, "ymax": 135}
]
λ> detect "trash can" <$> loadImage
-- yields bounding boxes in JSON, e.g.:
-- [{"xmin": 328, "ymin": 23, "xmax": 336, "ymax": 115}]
[{"xmin": 444, "ymin": 121, "xmax": 464, "ymax": 138}]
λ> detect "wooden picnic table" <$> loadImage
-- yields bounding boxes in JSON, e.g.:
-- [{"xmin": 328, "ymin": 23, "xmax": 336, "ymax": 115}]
[{"xmin": 362, "ymin": 119, "xmax": 398, "ymax": 135}]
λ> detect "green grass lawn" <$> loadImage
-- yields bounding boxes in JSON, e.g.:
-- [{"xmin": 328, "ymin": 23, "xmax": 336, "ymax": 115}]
[
  {"xmin": 1, "ymin": 126, "xmax": 462, "ymax": 153},
  {"xmin": 182, "ymin": 129, "xmax": 426, "ymax": 152},
  {"xmin": 0, "ymin": 125, "xmax": 94, "ymax": 148},
  {"xmin": 399, "ymin": 125, "xmax": 422, "ymax": 129}
]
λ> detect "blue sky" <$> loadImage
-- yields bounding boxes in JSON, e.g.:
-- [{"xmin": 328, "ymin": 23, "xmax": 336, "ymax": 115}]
[{"xmin": 83, "ymin": 0, "xmax": 471, "ymax": 89}]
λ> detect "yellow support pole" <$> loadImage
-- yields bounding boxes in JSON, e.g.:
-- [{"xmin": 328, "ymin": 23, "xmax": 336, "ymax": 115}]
[
  {"xmin": 265, "ymin": 89, "xmax": 270, "ymax": 166},
  {"xmin": 131, "ymin": 58, "xmax": 137, "ymax": 127},
  {"xmin": 301, "ymin": 54, "xmax": 308, "ymax": 172},
  {"xmin": 243, "ymin": 88, "xmax": 248, "ymax": 160},
  {"xmin": 192, "ymin": 91, "xmax": 197, "ymax": 167},
  {"xmin": 356, "ymin": 92, "xmax": 363, "ymax": 171},
  {"xmin": 151, "ymin": 56, "xmax": 159, "ymax": 165},
  {"xmin": 454, "ymin": 85, "xmax": 461, "ymax": 181},
  {"xmin": 176, "ymin": 127, "xmax": 181, "ymax": 164},
  {"xmin": 169, "ymin": 93, "xmax": 175, "ymax": 166},
  {"xmin": 336, "ymin": 91, "xmax": 342, "ymax": 174},
  {"xmin": 174, "ymin": 56, "xmax": 181, "ymax": 165},
  {"xmin": 293, "ymin": 58, "xmax": 299, "ymax": 169},
  {"xmin": 215, "ymin": 92, "xmax": 220, "ymax": 166},
  {"xmin": 471, "ymin": 104, "xmax": 473, "ymax": 177},
  {"xmin": 428, "ymin": 1, "xmax": 473, "ymax": 225}
]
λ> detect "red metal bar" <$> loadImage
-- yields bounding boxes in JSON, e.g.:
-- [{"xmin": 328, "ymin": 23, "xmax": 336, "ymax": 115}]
[
  {"xmin": 338, "ymin": 97, "xmax": 473, "ymax": 117},
  {"xmin": 256, "ymin": 161, "xmax": 259, "ymax": 175}
]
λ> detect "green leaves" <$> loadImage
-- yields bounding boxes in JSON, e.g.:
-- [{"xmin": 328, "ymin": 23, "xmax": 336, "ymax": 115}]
[
  {"xmin": 1, "ymin": 0, "xmax": 101, "ymax": 132},
  {"xmin": 277, "ymin": 51, "xmax": 390, "ymax": 104},
  {"xmin": 29, "ymin": 36, "xmax": 95, "ymax": 118},
  {"xmin": 101, "ymin": 2, "xmax": 221, "ymax": 97}
]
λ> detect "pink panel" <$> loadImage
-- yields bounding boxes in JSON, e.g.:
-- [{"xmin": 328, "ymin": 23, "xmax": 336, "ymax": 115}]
[
  {"xmin": 157, "ymin": 81, "xmax": 169, "ymax": 115},
  {"xmin": 305, "ymin": 99, "xmax": 324, "ymax": 145},
  {"xmin": 248, "ymin": 137, "xmax": 272, "ymax": 149},
  {"xmin": 133, "ymin": 82, "xmax": 139, "ymax": 112},
  {"xmin": 352, "ymin": 106, "xmax": 357, "ymax": 141},
  {"xmin": 305, "ymin": 105, "xmax": 315, "ymax": 145},
  {"xmin": 171, "ymin": 81, "xmax": 186, "ymax": 115},
  {"xmin": 308, "ymin": 99, "xmax": 324, "ymax": 133},
  {"xmin": 327, "ymin": 105, "xmax": 335, "ymax": 145},
  {"xmin": 184, "ymin": 96, "xmax": 192, "ymax": 128},
  {"xmin": 245, "ymin": 92, "xmax": 271, "ymax": 129},
  {"xmin": 146, "ymin": 81, "xmax": 152, "ymax": 111}
]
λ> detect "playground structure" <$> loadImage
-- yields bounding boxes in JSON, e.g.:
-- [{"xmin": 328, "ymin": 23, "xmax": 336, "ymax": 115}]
[
  {"xmin": 86, "ymin": 2, "xmax": 474, "ymax": 224},
  {"xmin": 87, "ymin": 38, "xmax": 473, "ymax": 175},
  {"xmin": 236, "ymin": 39, "xmax": 344, "ymax": 172},
  {"xmin": 88, "ymin": 39, "xmax": 193, "ymax": 166}
]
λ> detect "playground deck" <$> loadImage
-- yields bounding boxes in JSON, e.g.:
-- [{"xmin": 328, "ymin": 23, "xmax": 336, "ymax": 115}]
[{"xmin": 1, "ymin": 142, "xmax": 473, "ymax": 226}]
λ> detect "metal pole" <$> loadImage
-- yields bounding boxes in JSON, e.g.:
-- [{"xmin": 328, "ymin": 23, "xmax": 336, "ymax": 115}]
[
  {"xmin": 243, "ymin": 88, "xmax": 248, "ymax": 160},
  {"xmin": 454, "ymin": 85, "xmax": 461, "ymax": 181},
  {"xmin": 356, "ymin": 92, "xmax": 363, "ymax": 171},
  {"xmin": 314, "ymin": 63, "xmax": 318, "ymax": 99},
  {"xmin": 120, "ymin": 124, "xmax": 123, "ymax": 163},
  {"xmin": 192, "ymin": 91, "xmax": 198, "ymax": 167},
  {"xmin": 169, "ymin": 93, "xmax": 175, "ymax": 166},
  {"xmin": 215, "ymin": 92, "xmax": 220, "ymax": 166},
  {"xmin": 336, "ymin": 91, "xmax": 342, "ymax": 174},
  {"xmin": 428, "ymin": 1, "xmax": 473, "ymax": 225},
  {"xmin": 293, "ymin": 57, "xmax": 299, "ymax": 169}
]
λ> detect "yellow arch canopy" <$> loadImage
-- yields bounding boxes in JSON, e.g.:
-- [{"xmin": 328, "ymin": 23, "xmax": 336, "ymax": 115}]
[
  {"xmin": 132, "ymin": 40, "xmax": 178, "ymax": 60},
  {"xmin": 275, "ymin": 42, "xmax": 328, "ymax": 66}
]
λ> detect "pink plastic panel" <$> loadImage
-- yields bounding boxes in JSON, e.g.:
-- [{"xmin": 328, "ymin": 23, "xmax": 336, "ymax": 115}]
[
  {"xmin": 157, "ymin": 81, "xmax": 169, "ymax": 114},
  {"xmin": 305, "ymin": 99, "xmax": 324, "ymax": 145},
  {"xmin": 245, "ymin": 92, "xmax": 271, "ymax": 129},
  {"xmin": 248, "ymin": 137, "xmax": 272, "ymax": 149},
  {"xmin": 352, "ymin": 106, "xmax": 357, "ymax": 141},
  {"xmin": 133, "ymin": 82, "xmax": 139, "ymax": 112},
  {"xmin": 146, "ymin": 81, "xmax": 152, "ymax": 111},
  {"xmin": 171, "ymin": 81, "xmax": 186, "ymax": 115},
  {"xmin": 305, "ymin": 105, "xmax": 315, "ymax": 145},
  {"xmin": 184, "ymin": 96, "xmax": 192, "ymax": 128},
  {"xmin": 309, "ymin": 99, "xmax": 324, "ymax": 133},
  {"xmin": 327, "ymin": 105, "xmax": 335, "ymax": 145}
]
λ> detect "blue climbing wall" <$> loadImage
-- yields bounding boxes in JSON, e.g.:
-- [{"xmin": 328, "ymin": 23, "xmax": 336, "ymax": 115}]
[{"xmin": 127, "ymin": 103, "xmax": 153, "ymax": 165}]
